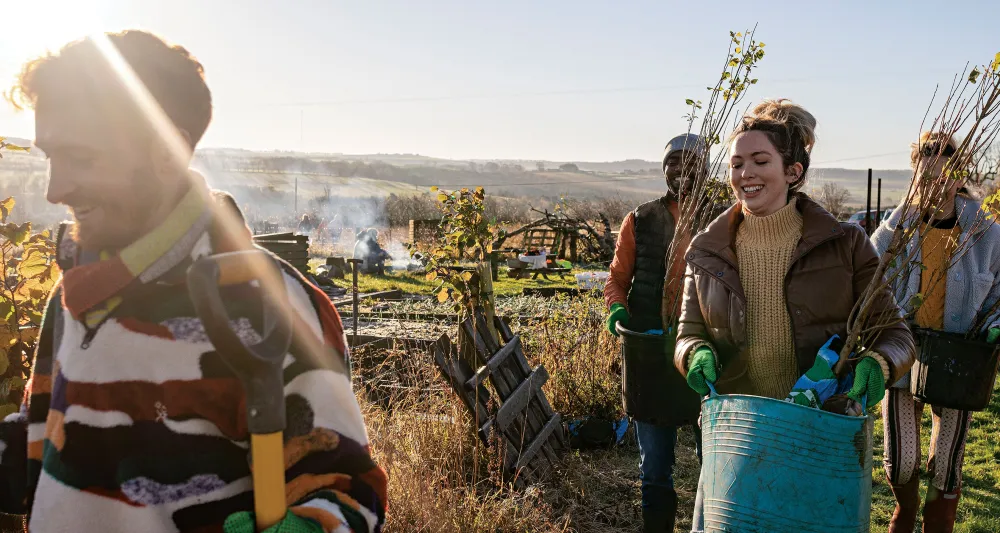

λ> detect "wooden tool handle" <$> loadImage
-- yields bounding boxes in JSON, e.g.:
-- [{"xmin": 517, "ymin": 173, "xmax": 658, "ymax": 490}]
[{"xmin": 252, "ymin": 432, "xmax": 288, "ymax": 530}]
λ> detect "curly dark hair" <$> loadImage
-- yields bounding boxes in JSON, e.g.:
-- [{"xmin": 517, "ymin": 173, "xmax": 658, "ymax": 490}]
[{"xmin": 7, "ymin": 30, "xmax": 212, "ymax": 148}]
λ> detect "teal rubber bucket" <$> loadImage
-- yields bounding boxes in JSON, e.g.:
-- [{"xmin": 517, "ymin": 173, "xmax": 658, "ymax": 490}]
[{"xmin": 700, "ymin": 390, "xmax": 873, "ymax": 532}]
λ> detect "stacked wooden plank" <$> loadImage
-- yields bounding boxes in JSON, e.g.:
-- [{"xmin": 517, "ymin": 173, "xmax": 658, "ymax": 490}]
[
  {"xmin": 253, "ymin": 232, "xmax": 310, "ymax": 275},
  {"xmin": 432, "ymin": 310, "xmax": 566, "ymax": 486}
]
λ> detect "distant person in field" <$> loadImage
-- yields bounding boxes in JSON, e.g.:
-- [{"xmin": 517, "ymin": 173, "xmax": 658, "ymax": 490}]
[
  {"xmin": 603, "ymin": 132, "xmax": 710, "ymax": 532},
  {"xmin": 297, "ymin": 213, "xmax": 317, "ymax": 234},
  {"xmin": 0, "ymin": 30, "xmax": 385, "ymax": 533},
  {"xmin": 353, "ymin": 228, "xmax": 390, "ymax": 275},
  {"xmin": 871, "ymin": 131, "xmax": 1000, "ymax": 533},
  {"xmin": 326, "ymin": 213, "xmax": 343, "ymax": 243}
]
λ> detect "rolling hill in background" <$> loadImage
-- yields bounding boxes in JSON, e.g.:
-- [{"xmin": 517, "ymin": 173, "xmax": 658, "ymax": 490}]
[
  {"xmin": 192, "ymin": 149, "xmax": 912, "ymax": 207},
  {"xmin": 1, "ymin": 142, "xmax": 911, "ymax": 208}
]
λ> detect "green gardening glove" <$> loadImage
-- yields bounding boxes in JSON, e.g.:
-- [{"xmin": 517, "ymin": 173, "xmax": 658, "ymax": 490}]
[
  {"xmin": 607, "ymin": 303, "xmax": 629, "ymax": 336},
  {"xmin": 686, "ymin": 346, "xmax": 718, "ymax": 396},
  {"xmin": 987, "ymin": 327, "xmax": 1000, "ymax": 344},
  {"xmin": 224, "ymin": 511, "xmax": 322, "ymax": 533},
  {"xmin": 847, "ymin": 356, "xmax": 886, "ymax": 409}
]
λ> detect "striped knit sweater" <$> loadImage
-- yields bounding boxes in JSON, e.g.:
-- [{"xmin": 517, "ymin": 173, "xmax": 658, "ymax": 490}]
[{"xmin": 0, "ymin": 182, "xmax": 386, "ymax": 532}]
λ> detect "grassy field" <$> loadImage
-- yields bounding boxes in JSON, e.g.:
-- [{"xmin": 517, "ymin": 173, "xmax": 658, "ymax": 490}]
[
  {"xmin": 313, "ymin": 264, "xmax": 597, "ymax": 298},
  {"xmin": 867, "ymin": 387, "xmax": 1000, "ymax": 532}
]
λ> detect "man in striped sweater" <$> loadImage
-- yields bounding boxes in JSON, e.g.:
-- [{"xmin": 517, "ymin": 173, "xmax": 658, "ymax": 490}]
[{"xmin": 0, "ymin": 31, "xmax": 386, "ymax": 532}]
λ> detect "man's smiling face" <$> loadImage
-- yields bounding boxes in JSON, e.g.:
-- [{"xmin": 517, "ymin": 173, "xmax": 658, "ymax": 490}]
[{"xmin": 35, "ymin": 95, "xmax": 165, "ymax": 251}]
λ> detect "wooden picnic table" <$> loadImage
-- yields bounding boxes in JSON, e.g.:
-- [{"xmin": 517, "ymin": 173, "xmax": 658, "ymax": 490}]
[{"xmin": 505, "ymin": 257, "xmax": 570, "ymax": 280}]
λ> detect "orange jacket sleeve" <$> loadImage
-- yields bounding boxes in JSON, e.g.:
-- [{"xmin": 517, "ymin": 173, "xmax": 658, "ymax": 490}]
[{"xmin": 605, "ymin": 212, "xmax": 636, "ymax": 310}]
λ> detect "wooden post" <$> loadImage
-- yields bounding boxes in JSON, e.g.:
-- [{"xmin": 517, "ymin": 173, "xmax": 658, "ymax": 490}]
[
  {"xmin": 865, "ymin": 169, "xmax": 873, "ymax": 236},
  {"xmin": 490, "ymin": 251, "xmax": 500, "ymax": 281},
  {"xmin": 347, "ymin": 259, "xmax": 363, "ymax": 347},
  {"xmin": 478, "ymin": 261, "xmax": 499, "ymax": 345},
  {"xmin": 876, "ymin": 178, "xmax": 882, "ymax": 228}
]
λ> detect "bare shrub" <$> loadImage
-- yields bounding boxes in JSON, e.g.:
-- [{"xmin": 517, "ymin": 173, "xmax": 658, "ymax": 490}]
[{"xmin": 812, "ymin": 181, "xmax": 853, "ymax": 218}]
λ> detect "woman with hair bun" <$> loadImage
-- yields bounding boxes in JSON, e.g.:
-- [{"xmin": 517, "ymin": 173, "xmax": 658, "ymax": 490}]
[{"xmin": 674, "ymin": 99, "xmax": 914, "ymax": 532}]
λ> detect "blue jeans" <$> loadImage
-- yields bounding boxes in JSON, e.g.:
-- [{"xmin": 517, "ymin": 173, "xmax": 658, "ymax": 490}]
[{"xmin": 636, "ymin": 421, "xmax": 702, "ymax": 510}]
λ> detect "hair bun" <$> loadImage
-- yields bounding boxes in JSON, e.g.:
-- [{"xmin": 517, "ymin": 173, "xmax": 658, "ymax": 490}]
[{"xmin": 747, "ymin": 99, "xmax": 817, "ymax": 154}]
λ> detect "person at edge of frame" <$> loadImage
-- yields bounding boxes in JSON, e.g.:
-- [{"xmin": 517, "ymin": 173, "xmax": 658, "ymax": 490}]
[
  {"xmin": 872, "ymin": 131, "xmax": 1000, "ymax": 533},
  {"xmin": 0, "ymin": 30, "xmax": 386, "ymax": 533}
]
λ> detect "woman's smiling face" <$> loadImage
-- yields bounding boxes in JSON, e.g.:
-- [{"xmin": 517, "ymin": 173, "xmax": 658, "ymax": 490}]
[{"xmin": 729, "ymin": 131, "xmax": 802, "ymax": 216}]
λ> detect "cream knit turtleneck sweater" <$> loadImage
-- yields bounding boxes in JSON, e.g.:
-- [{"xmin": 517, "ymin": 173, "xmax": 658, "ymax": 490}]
[{"xmin": 735, "ymin": 198, "xmax": 804, "ymax": 399}]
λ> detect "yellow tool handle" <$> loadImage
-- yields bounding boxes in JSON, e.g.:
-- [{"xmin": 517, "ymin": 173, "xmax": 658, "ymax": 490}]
[{"xmin": 251, "ymin": 432, "xmax": 287, "ymax": 531}]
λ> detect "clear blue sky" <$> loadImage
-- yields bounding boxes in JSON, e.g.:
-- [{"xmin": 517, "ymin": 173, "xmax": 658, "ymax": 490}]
[{"xmin": 2, "ymin": 0, "xmax": 998, "ymax": 169}]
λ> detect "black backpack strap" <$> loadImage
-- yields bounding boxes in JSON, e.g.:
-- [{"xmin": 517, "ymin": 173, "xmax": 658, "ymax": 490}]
[{"xmin": 54, "ymin": 223, "xmax": 78, "ymax": 272}]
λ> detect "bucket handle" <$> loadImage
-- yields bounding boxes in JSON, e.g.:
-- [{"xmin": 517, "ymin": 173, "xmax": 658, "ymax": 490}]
[{"xmin": 706, "ymin": 382, "xmax": 718, "ymax": 397}]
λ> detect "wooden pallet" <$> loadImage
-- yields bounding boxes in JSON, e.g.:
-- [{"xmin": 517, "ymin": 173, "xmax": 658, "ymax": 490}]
[
  {"xmin": 432, "ymin": 310, "xmax": 566, "ymax": 486},
  {"xmin": 522, "ymin": 228, "xmax": 559, "ymax": 251}
]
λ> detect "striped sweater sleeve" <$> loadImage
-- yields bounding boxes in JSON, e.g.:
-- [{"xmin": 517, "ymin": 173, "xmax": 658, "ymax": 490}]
[
  {"xmin": 0, "ymin": 403, "xmax": 28, "ymax": 513},
  {"xmin": 279, "ymin": 267, "xmax": 387, "ymax": 532},
  {"xmin": 0, "ymin": 287, "xmax": 59, "ymax": 514}
]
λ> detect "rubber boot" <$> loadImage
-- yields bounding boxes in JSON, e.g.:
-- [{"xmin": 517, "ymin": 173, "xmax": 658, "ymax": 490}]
[
  {"xmin": 887, "ymin": 476, "xmax": 921, "ymax": 533},
  {"xmin": 641, "ymin": 490, "xmax": 678, "ymax": 533},
  {"xmin": 922, "ymin": 486, "xmax": 960, "ymax": 533}
]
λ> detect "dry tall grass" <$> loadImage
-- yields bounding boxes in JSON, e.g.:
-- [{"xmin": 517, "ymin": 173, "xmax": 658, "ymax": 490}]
[
  {"xmin": 517, "ymin": 294, "xmax": 622, "ymax": 421},
  {"xmin": 357, "ymin": 346, "xmax": 566, "ymax": 532},
  {"xmin": 355, "ymin": 294, "xmax": 668, "ymax": 532}
]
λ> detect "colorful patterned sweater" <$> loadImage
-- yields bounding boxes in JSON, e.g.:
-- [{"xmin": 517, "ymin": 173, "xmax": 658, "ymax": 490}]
[{"xmin": 0, "ymin": 182, "xmax": 386, "ymax": 532}]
